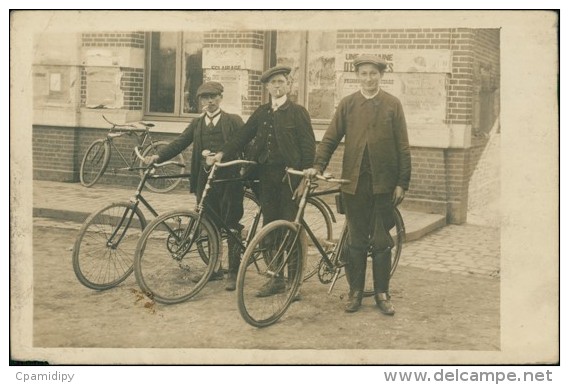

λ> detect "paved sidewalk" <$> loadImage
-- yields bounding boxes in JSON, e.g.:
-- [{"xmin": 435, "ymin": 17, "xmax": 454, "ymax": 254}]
[
  {"xmin": 32, "ymin": 180, "xmax": 500, "ymax": 279},
  {"xmin": 32, "ymin": 180, "xmax": 446, "ymax": 242}
]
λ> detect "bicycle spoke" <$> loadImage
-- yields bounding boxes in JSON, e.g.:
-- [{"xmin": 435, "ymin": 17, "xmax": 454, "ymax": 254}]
[
  {"xmin": 135, "ymin": 211, "xmax": 218, "ymax": 304},
  {"xmin": 237, "ymin": 221, "xmax": 304, "ymax": 327},
  {"xmin": 73, "ymin": 202, "xmax": 144, "ymax": 290}
]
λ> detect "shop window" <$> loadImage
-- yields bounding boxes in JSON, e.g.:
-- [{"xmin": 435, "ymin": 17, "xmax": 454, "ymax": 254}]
[
  {"xmin": 146, "ymin": 32, "xmax": 203, "ymax": 117},
  {"xmin": 270, "ymin": 30, "xmax": 337, "ymax": 121}
]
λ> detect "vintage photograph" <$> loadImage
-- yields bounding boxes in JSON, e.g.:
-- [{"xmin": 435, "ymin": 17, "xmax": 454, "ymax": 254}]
[{"xmin": 10, "ymin": 10, "xmax": 558, "ymax": 365}]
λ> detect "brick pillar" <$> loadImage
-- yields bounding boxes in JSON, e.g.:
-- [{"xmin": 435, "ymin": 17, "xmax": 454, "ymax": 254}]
[{"xmin": 202, "ymin": 30, "xmax": 266, "ymax": 117}]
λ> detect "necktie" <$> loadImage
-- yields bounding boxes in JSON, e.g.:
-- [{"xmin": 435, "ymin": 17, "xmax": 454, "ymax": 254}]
[
  {"xmin": 272, "ymin": 103, "xmax": 279, "ymax": 111},
  {"xmin": 206, "ymin": 112, "xmax": 220, "ymax": 129}
]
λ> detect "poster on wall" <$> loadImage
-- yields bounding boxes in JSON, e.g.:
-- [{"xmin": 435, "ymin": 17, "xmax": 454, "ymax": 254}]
[
  {"xmin": 337, "ymin": 72, "xmax": 447, "ymax": 126},
  {"xmin": 204, "ymin": 69, "xmax": 247, "ymax": 115},
  {"xmin": 336, "ymin": 49, "xmax": 452, "ymax": 73},
  {"xmin": 85, "ymin": 67, "xmax": 123, "ymax": 109}
]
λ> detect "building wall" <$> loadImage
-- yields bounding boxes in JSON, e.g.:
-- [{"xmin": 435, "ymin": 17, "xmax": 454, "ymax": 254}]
[{"xmin": 32, "ymin": 28, "xmax": 500, "ymax": 224}]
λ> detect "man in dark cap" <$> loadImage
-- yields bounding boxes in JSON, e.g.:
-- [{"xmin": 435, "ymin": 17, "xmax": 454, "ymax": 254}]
[
  {"xmin": 144, "ymin": 81, "xmax": 246, "ymax": 291},
  {"xmin": 209, "ymin": 64, "xmax": 316, "ymax": 297},
  {"xmin": 306, "ymin": 54, "xmax": 412, "ymax": 315}
]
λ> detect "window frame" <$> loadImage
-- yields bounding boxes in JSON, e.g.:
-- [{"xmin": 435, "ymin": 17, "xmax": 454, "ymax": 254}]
[{"xmin": 143, "ymin": 31, "xmax": 204, "ymax": 121}]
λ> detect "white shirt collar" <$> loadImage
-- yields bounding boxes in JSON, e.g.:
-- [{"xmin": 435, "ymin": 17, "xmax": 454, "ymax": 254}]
[
  {"xmin": 206, "ymin": 108, "xmax": 221, "ymax": 118},
  {"xmin": 205, "ymin": 109, "xmax": 222, "ymax": 125},
  {"xmin": 360, "ymin": 88, "xmax": 380, "ymax": 100},
  {"xmin": 271, "ymin": 94, "xmax": 287, "ymax": 110}
]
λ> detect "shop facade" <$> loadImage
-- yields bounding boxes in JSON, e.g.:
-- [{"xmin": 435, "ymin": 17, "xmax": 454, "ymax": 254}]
[{"xmin": 32, "ymin": 28, "xmax": 500, "ymax": 224}]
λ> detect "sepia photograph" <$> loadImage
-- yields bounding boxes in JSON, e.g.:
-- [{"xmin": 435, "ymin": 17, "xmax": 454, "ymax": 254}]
[{"xmin": 9, "ymin": 9, "xmax": 559, "ymax": 366}]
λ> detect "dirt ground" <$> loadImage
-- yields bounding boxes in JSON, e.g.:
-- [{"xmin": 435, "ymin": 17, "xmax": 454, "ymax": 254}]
[{"xmin": 29, "ymin": 223, "xmax": 500, "ymax": 363}]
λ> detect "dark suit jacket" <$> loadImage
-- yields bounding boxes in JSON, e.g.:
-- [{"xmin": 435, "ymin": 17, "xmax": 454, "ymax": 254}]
[
  {"xmin": 157, "ymin": 111, "xmax": 244, "ymax": 193},
  {"xmin": 222, "ymin": 98, "xmax": 315, "ymax": 171},
  {"xmin": 314, "ymin": 90, "xmax": 411, "ymax": 195}
]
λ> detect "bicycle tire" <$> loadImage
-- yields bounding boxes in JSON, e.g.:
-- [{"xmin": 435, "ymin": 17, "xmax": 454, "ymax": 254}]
[
  {"xmin": 363, "ymin": 207, "xmax": 405, "ymax": 297},
  {"xmin": 302, "ymin": 197, "xmax": 334, "ymax": 281},
  {"xmin": 80, "ymin": 139, "xmax": 110, "ymax": 187},
  {"xmin": 72, "ymin": 201, "xmax": 146, "ymax": 290},
  {"xmin": 141, "ymin": 141, "xmax": 186, "ymax": 193},
  {"xmin": 237, "ymin": 220, "xmax": 306, "ymax": 328},
  {"xmin": 134, "ymin": 209, "xmax": 220, "ymax": 304}
]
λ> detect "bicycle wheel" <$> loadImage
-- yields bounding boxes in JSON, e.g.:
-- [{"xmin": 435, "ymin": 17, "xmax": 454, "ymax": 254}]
[
  {"xmin": 80, "ymin": 139, "xmax": 110, "ymax": 187},
  {"xmin": 134, "ymin": 210, "xmax": 220, "ymax": 304},
  {"xmin": 72, "ymin": 201, "xmax": 146, "ymax": 290},
  {"xmin": 302, "ymin": 197, "xmax": 334, "ymax": 281},
  {"xmin": 242, "ymin": 189, "xmax": 262, "ymax": 240},
  {"xmin": 141, "ymin": 141, "xmax": 186, "ymax": 193},
  {"xmin": 363, "ymin": 208, "xmax": 405, "ymax": 296},
  {"xmin": 237, "ymin": 220, "xmax": 306, "ymax": 327}
]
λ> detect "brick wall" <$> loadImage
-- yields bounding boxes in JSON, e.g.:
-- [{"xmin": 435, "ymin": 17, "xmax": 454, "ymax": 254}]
[
  {"xmin": 80, "ymin": 33, "xmax": 145, "ymax": 110},
  {"xmin": 81, "ymin": 32, "xmax": 145, "ymax": 48},
  {"xmin": 336, "ymin": 28, "xmax": 476, "ymax": 126},
  {"xmin": 120, "ymin": 68, "xmax": 144, "ymax": 110},
  {"xmin": 244, "ymin": 70, "xmax": 263, "ymax": 115},
  {"xmin": 33, "ymin": 126, "xmax": 79, "ymax": 182},
  {"xmin": 204, "ymin": 31, "xmax": 264, "ymax": 49}
]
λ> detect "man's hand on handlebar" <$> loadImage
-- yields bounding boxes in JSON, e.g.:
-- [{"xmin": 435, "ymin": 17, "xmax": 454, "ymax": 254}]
[
  {"xmin": 143, "ymin": 154, "xmax": 160, "ymax": 165},
  {"xmin": 205, "ymin": 151, "xmax": 224, "ymax": 166},
  {"xmin": 303, "ymin": 168, "xmax": 321, "ymax": 179}
]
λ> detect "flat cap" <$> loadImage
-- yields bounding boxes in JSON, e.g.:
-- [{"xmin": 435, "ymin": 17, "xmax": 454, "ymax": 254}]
[
  {"xmin": 260, "ymin": 65, "xmax": 291, "ymax": 83},
  {"xmin": 353, "ymin": 54, "xmax": 388, "ymax": 71},
  {"xmin": 196, "ymin": 81, "xmax": 224, "ymax": 97}
]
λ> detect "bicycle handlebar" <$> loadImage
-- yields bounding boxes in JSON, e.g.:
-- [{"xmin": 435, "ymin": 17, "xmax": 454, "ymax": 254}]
[
  {"xmin": 201, "ymin": 150, "xmax": 257, "ymax": 169},
  {"xmin": 134, "ymin": 147, "xmax": 185, "ymax": 169},
  {"xmin": 286, "ymin": 168, "xmax": 350, "ymax": 184}
]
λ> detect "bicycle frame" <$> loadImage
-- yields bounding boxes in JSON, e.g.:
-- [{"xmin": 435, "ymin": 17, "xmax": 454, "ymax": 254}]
[{"xmin": 162, "ymin": 156, "xmax": 259, "ymax": 264}]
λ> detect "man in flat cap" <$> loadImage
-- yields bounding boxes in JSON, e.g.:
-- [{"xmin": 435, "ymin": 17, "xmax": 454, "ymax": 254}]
[
  {"xmin": 307, "ymin": 54, "xmax": 411, "ymax": 315},
  {"xmin": 144, "ymin": 81, "xmax": 246, "ymax": 291},
  {"xmin": 209, "ymin": 64, "xmax": 315, "ymax": 297}
]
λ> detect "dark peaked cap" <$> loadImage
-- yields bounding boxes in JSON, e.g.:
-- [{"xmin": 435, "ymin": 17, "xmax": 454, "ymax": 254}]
[
  {"xmin": 353, "ymin": 54, "xmax": 388, "ymax": 71},
  {"xmin": 260, "ymin": 65, "xmax": 292, "ymax": 83},
  {"xmin": 196, "ymin": 81, "xmax": 224, "ymax": 96}
]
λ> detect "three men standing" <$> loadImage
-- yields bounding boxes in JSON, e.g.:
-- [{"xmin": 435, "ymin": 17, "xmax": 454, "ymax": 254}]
[{"xmin": 152, "ymin": 56, "xmax": 411, "ymax": 312}]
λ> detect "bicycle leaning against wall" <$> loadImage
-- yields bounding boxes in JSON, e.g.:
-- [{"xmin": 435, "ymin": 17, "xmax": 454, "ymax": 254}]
[{"xmin": 79, "ymin": 115, "xmax": 186, "ymax": 193}]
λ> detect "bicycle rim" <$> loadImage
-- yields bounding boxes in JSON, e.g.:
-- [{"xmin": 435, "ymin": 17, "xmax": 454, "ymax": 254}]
[
  {"xmin": 141, "ymin": 141, "xmax": 186, "ymax": 193},
  {"xmin": 80, "ymin": 140, "xmax": 110, "ymax": 187},
  {"xmin": 72, "ymin": 202, "xmax": 145, "ymax": 290},
  {"xmin": 237, "ymin": 220, "xmax": 304, "ymax": 327},
  {"xmin": 134, "ymin": 210, "xmax": 219, "ymax": 304}
]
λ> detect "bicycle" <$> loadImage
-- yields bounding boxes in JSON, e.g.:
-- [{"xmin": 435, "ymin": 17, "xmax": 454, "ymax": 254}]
[
  {"xmin": 79, "ymin": 115, "xmax": 186, "ymax": 193},
  {"xmin": 236, "ymin": 168, "xmax": 405, "ymax": 328},
  {"xmin": 72, "ymin": 148, "xmax": 188, "ymax": 290},
  {"xmin": 133, "ymin": 151, "xmax": 338, "ymax": 305}
]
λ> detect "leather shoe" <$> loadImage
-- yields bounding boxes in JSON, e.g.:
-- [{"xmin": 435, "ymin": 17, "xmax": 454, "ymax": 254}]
[
  {"xmin": 225, "ymin": 273, "xmax": 237, "ymax": 291},
  {"xmin": 256, "ymin": 278, "xmax": 286, "ymax": 297},
  {"xmin": 374, "ymin": 292, "xmax": 395, "ymax": 316},
  {"xmin": 345, "ymin": 290, "xmax": 363, "ymax": 313}
]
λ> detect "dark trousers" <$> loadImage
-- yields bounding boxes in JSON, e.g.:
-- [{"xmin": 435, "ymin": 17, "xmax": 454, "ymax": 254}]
[
  {"xmin": 257, "ymin": 165, "xmax": 298, "ymax": 225},
  {"xmin": 256, "ymin": 164, "xmax": 303, "ymax": 281},
  {"xmin": 342, "ymin": 171, "xmax": 394, "ymax": 293},
  {"xmin": 196, "ymin": 167, "xmax": 245, "ymax": 273}
]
